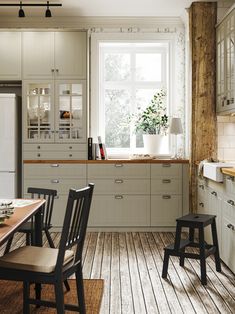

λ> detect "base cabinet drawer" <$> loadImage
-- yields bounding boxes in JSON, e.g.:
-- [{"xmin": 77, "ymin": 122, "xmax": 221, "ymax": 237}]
[
  {"xmin": 88, "ymin": 164, "xmax": 150, "ymax": 178},
  {"xmin": 221, "ymin": 216, "xmax": 235, "ymax": 273},
  {"xmin": 23, "ymin": 151, "xmax": 87, "ymax": 160},
  {"xmin": 89, "ymin": 178, "xmax": 150, "ymax": 195},
  {"xmin": 88, "ymin": 195, "xmax": 150, "ymax": 227},
  {"xmin": 151, "ymin": 164, "xmax": 182, "ymax": 177},
  {"xmin": 151, "ymin": 178, "xmax": 182, "ymax": 194},
  {"xmin": 24, "ymin": 179, "xmax": 86, "ymax": 195},
  {"xmin": 151, "ymin": 195, "xmax": 182, "ymax": 226},
  {"xmin": 24, "ymin": 164, "xmax": 86, "ymax": 178}
]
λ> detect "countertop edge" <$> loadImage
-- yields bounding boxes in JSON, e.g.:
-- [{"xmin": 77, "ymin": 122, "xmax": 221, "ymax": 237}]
[{"xmin": 221, "ymin": 168, "xmax": 235, "ymax": 177}]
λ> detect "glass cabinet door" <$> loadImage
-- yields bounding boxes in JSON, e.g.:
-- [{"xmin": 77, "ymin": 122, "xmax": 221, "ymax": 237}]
[
  {"xmin": 24, "ymin": 81, "xmax": 54, "ymax": 142},
  {"xmin": 55, "ymin": 80, "xmax": 86, "ymax": 142}
]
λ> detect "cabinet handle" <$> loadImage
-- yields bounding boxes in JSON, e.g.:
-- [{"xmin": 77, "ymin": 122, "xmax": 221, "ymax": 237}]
[
  {"xmin": 162, "ymin": 195, "xmax": 171, "ymax": 199},
  {"xmin": 226, "ymin": 176, "xmax": 234, "ymax": 181},
  {"xmin": 162, "ymin": 163, "xmax": 171, "ymax": 167},
  {"xmin": 227, "ymin": 99, "xmax": 230, "ymax": 105},
  {"xmin": 37, "ymin": 153, "xmax": 41, "ymax": 157},
  {"xmin": 115, "ymin": 179, "xmax": 123, "ymax": 184},
  {"xmin": 51, "ymin": 69, "xmax": 55, "ymax": 73},
  {"xmin": 162, "ymin": 179, "xmax": 171, "ymax": 183},
  {"xmin": 199, "ymin": 202, "xmax": 204, "ymax": 207},
  {"xmin": 115, "ymin": 164, "xmax": 123, "ymax": 168},
  {"xmin": 55, "ymin": 130, "xmax": 59, "ymax": 134},
  {"xmin": 211, "ymin": 191, "xmax": 217, "ymax": 196},
  {"xmin": 37, "ymin": 145, "xmax": 40, "ymax": 149},
  {"xmin": 50, "ymin": 164, "xmax": 59, "ymax": 167},
  {"xmin": 69, "ymin": 146, "xmax": 73, "ymax": 149},
  {"xmin": 227, "ymin": 200, "xmax": 235, "ymax": 206},
  {"xmin": 199, "ymin": 184, "xmax": 204, "ymax": 190},
  {"xmin": 56, "ymin": 69, "xmax": 59, "ymax": 72},
  {"xmin": 115, "ymin": 195, "xmax": 123, "ymax": 199},
  {"xmin": 227, "ymin": 223, "xmax": 235, "ymax": 231},
  {"xmin": 55, "ymin": 195, "xmax": 59, "ymax": 199},
  {"xmin": 69, "ymin": 154, "xmax": 73, "ymax": 157},
  {"xmin": 51, "ymin": 179, "xmax": 59, "ymax": 184}
]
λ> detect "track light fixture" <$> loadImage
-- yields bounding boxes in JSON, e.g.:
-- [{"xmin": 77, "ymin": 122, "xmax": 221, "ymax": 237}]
[{"xmin": 0, "ymin": 1, "xmax": 62, "ymax": 18}]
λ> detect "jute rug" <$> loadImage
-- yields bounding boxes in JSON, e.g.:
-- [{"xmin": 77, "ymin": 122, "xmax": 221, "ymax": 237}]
[{"xmin": 0, "ymin": 279, "xmax": 104, "ymax": 313}]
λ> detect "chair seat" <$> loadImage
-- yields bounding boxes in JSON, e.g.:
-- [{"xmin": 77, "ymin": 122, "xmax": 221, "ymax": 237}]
[{"xmin": 0, "ymin": 246, "xmax": 74, "ymax": 273}]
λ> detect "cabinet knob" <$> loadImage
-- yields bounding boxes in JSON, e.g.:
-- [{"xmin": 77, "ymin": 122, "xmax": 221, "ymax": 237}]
[
  {"xmin": 226, "ymin": 176, "xmax": 234, "ymax": 181},
  {"xmin": 51, "ymin": 69, "xmax": 55, "ymax": 73},
  {"xmin": 227, "ymin": 200, "xmax": 235, "ymax": 206},
  {"xmin": 199, "ymin": 202, "xmax": 204, "ymax": 207},
  {"xmin": 37, "ymin": 153, "xmax": 41, "ymax": 157},
  {"xmin": 69, "ymin": 154, "xmax": 73, "ymax": 157},
  {"xmin": 227, "ymin": 223, "xmax": 235, "ymax": 231},
  {"xmin": 69, "ymin": 146, "xmax": 73, "ymax": 149},
  {"xmin": 162, "ymin": 195, "xmax": 171, "ymax": 199},
  {"xmin": 115, "ymin": 195, "xmax": 123, "ymax": 199},
  {"xmin": 54, "ymin": 195, "xmax": 59, "ymax": 199},
  {"xmin": 115, "ymin": 179, "xmax": 124, "ymax": 184},
  {"xmin": 162, "ymin": 179, "xmax": 171, "ymax": 183},
  {"xmin": 56, "ymin": 69, "xmax": 59, "ymax": 72},
  {"xmin": 211, "ymin": 191, "xmax": 217, "ymax": 196},
  {"xmin": 51, "ymin": 179, "xmax": 59, "ymax": 184},
  {"xmin": 115, "ymin": 164, "xmax": 123, "ymax": 168}
]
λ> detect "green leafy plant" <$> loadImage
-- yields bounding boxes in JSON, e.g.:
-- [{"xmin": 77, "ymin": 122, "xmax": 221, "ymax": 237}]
[{"xmin": 133, "ymin": 89, "xmax": 169, "ymax": 135}]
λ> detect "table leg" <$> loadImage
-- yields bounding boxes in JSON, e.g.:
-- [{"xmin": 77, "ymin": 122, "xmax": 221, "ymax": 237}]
[{"xmin": 34, "ymin": 204, "xmax": 43, "ymax": 304}]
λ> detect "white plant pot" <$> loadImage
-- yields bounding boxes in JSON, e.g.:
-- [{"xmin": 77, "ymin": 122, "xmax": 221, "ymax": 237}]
[{"xmin": 143, "ymin": 134, "xmax": 164, "ymax": 155}]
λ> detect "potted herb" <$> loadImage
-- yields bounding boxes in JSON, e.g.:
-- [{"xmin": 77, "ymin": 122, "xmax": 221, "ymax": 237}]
[{"xmin": 133, "ymin": 89, "xmax": 168, "ymax": 154}]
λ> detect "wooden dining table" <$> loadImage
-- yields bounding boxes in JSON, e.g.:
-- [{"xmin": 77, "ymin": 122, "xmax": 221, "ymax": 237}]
[{"xmin": 0, "ymin": 199, "xmax": 46, "ymax": 247}]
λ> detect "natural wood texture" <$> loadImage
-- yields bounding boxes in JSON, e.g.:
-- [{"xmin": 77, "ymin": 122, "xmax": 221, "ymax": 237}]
[
  {"xmin": 1, "ymin": 232, "xmax": 234, "ymax": 314},
  {"xmin": 23, "ymin": 159, "xmax": 189, "ymax": 164},
  {"xmin": 221, "ymin": 168, "xmax": 235, "ymax": 177},
  {"xmin": 189, "ymin": 2, "xmax": 217, "ymax": 213},
  {"xmin": 0, "ymin": 199, "xmax": 45, "ymax": 246}
]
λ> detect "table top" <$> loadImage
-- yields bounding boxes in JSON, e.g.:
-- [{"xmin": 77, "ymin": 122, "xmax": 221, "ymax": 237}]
[{"xmin": 0, "ymin": 199, "xmax": 45, "ymax": 246}]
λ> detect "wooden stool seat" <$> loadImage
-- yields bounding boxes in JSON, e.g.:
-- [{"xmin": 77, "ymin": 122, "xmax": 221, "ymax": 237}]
[{"xmin": 162, "ymin": 213, "xmax": 221, "ymax": 285}]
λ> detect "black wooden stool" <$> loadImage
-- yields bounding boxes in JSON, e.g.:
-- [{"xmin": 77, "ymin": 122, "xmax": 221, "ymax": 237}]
[{"xmin": 162, "ymin": 213, "xmax": 221, "ymax": 285}]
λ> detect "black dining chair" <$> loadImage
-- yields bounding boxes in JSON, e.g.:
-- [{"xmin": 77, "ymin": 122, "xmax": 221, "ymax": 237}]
[
  {"xmin": 4, "ymin": 186, "xmax": 70, "ymax": 292},
  {"xmin": 4, "ymin": 187, "xmax": 57, "ymax": 254},
  {"xmin": 0, "ymin": 183, "xmax": 94, "ymax": 314}
]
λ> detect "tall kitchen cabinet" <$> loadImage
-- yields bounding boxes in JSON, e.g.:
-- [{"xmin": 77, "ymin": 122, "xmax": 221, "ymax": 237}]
[
  {"xmin": 216, "ymin": 6, "xmax": 235, "ymax": 114},
  {"xmin": 22, "ymin": 31, "xmax": 87, "ymax": 160}
]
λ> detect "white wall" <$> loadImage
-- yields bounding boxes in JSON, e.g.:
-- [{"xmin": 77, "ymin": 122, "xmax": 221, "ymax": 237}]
[{"xmin": 217, "ymin": 116, "xmax": 235, "ymax": 161}]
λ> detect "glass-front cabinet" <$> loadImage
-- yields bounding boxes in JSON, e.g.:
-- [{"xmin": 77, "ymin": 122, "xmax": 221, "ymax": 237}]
[{"xmin": 23, "ymin": 80, "xmax": 86, "ymax": 143}]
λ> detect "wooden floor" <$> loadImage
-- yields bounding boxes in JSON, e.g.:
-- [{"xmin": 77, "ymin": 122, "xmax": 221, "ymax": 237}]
[{"xmin": 1, "ymin": 232, "xmax": 235, "ymax": 314}]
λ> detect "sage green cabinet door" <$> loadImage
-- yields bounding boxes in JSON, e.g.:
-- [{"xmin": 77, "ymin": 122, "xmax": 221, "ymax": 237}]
[
  {"xmin": 0, "ymin": 32, "xmax": 21, "ymax": 80},
  {"xmin": 23, "ymin": 32, "xmax": 54, "ymax": 79}
]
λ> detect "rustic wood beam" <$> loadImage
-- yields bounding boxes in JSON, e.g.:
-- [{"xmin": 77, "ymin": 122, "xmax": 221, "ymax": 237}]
[{"xmin": 189, "ymin": 2, "xmax": 217, "ymax": 212}]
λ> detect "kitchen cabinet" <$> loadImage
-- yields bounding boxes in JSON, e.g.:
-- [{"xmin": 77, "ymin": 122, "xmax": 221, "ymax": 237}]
[
  {"xmin": 88, "ymin": 163, "xmax": 151, "ymax": 227},
  {"xmin": 23, "ymin": 163, "xmax": 86, "ymax": 228},
  {"xmin": 23, "ymin": 80, "xmax": 87, "ymax": 145},
  {"xmin": 0, "ymin": 32, "xmax": 21, "ymax": 80},
  {"xmin": 22, "ymin": 31, "xmax": 87, "ymax": 80},
  {"xmin": 216, "ymin": 6, "xmax": 235, "ymax": 114},
  {"xmin": 151, "ymin": 164, "xmax": 183, "ymax": 226}
]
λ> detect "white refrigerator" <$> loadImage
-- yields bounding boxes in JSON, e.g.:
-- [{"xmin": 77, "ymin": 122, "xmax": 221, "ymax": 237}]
[{"xmin": 0, "ymin": 94, "xmax": 18, "ymax": 198}]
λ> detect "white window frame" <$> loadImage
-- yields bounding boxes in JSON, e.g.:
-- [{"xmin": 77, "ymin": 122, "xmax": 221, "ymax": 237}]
[{"xmin": 90, "ymin": 32, "xmax": 177, "ymax": 158}]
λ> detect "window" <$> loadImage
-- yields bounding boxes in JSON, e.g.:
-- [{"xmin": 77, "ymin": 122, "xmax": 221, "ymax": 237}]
[{"xmin": 91, "ymin": 34, "xmax": 177, "ymax": 158}]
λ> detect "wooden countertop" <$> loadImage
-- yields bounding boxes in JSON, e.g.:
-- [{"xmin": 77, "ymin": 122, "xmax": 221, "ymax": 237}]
[
  {"xmin": 23, "ymin": 159, "xmax": 189, "ymax": 164},
  {"xmin": 221, "ymin": 168, "xmax": 235, "ymax": 177}
]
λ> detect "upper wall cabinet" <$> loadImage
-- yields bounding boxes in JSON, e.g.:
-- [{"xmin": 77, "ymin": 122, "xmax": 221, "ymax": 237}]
[
  {"xmin": 22, "ymin": 31, "xmax": 87, "ymax": 80},
  {"xmin": 0, "ymin": 32, "xmax": 21, "ymax": 80},
  {"xmin": 216, "ymin": 7, "xmax": 235, "ymax": 114}
]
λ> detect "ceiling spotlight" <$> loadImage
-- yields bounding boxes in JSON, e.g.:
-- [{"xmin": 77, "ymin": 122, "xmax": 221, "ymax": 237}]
[
  {"xmin": 45, "ymin": 1, "xmax": 52, "ymax": 18},
  {"xmin": 18, "ymin": 1, "xmax": 25, "ymax": 18}
]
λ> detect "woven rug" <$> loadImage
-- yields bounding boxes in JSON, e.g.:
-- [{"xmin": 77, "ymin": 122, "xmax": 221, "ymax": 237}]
[{"xmin": 0, "ymin": 279, "xmax": 104, "ymax": 313}]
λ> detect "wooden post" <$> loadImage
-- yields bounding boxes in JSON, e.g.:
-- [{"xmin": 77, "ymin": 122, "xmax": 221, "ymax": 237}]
[{"xmin": 189, "ymin": 2, "xmax": 217, "ymax": 212}]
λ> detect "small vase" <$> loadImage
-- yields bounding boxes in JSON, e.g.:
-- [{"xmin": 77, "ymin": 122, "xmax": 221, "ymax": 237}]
[{"xmin": 143, "ymin": 134, "xmax": 164, "ymax": 155}]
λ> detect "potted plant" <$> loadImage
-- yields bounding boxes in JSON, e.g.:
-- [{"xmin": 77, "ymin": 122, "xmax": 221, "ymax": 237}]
[{"xmin": 133, "ymin": 89, "xmax": 168, "ymax": 154}]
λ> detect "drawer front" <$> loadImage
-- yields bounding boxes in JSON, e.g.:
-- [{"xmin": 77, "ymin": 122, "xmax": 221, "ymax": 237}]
[
  {"xmin": 23, "ymin": 143, "xmax": 87, "ymax": 152},
  {"xmin": 88, "ymin": 195, "xmax": 150, "ymax": 227},
  {"xmin": 151, "ymin": 178, "xmax": 182, "ymax": 194},
  {"xmin": 221, "ymin": 216, "xmax": 235, "ymax": 273},
  {"xmin": 151, "ymin": 195, "xmax": 182, "ymax": 226},
  {"xmin": 24, "ymin": 178, "xmax": 86, "ymax": 195},
  {"xmin": 151, "ymin": 164, "xmax": 182, "ymax": 177},
  {"xmin": 88, "ymin": 179, "xmax": 150, "ymax": 195},
  {"xmin": 88, "ymin": 164, "xmax": 150, "ymax": 179},
  {"xmin": 24, "ymin": 164, "xmax": 86, "ymax": 178},
  {"xmin": 23, "ymin": 151, "xmax": 87, "ymax": 160}
]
